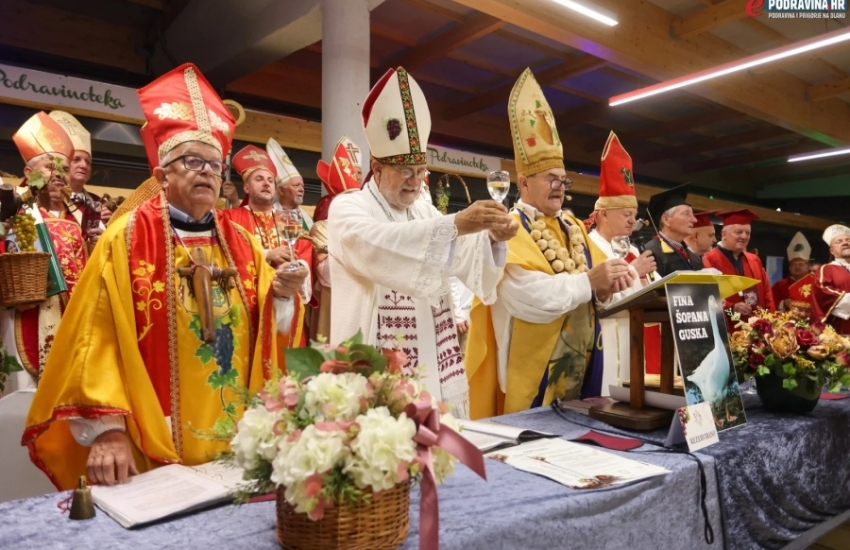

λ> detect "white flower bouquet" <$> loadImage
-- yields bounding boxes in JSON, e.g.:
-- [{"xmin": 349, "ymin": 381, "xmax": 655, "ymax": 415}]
[{"xmin": 230, "ymin": 332, "xmax": 482, "ymax": 536}]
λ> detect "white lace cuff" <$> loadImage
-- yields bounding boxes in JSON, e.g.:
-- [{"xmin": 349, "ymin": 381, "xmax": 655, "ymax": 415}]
[
  {"xmin": 68, "ymin": 415, "xmax": 126, "ymax": 447},
  {"xmin": 413, "ymin": 215, "xmax": 457, "ymax": 299}
]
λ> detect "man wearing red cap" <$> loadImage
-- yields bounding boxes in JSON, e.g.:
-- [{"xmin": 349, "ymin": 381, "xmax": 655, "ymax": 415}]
[
  {"xmin": 221, "ymin": 144, "xmax": 314, "ymax": 350},
  {"xmin": 812, "ymin": 224, "xmax": 850, "ymax": 334},
  {"xmin": 585, "ymin": 132, "xmax": 658, "ymax": 391},
  {"xmin": 26, "ymin": 64, "xmax": 309, "ymax": 490},
  {"xmin": 307, "ymin": 136, "xmax": 361, "ymax": 342},
  {"xmin": 702, "ymin": 209, "xmax": 775, "ymax": 323},
  {"xmin": 683, "ymin": 211, "xmax": 717, "ymax": 258},
  {"xmin": 0, "ymin": 112, "xmax": 89, "ymax": 395}
]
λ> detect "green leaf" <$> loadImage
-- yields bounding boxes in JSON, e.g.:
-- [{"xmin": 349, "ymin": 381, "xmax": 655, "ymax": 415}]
[
  {"xmin": 3, "ymin": 354, "xmax": 23, "ymax": 374},
  {"xmin": 339, "ymin": 330, "xmax": 363, "ymax": 348},
  {"xmin": 782, "ymin": 363, "xmax": 797, "ymax": 377},
  {"xmin": 840, "ymin": 374, "xmax": 850, "ymax": 387},
  {"xmin": 213, "ymin": 417, "xmax": 235, "ymax": 437},
  {"xmin": 229, "ymin": 305, "xmax": 243, "ymax": 329},
  {"xmin": 349, "ymin": 344, "xmax": 387, "ymax": 375},
  {"xmin": 27, "ymin": 171, "xmax": 46, "ymax": 190},
  {"xmin": 547, "ymin": 350, "xmax": 584, "ymax": 388},
  {"xmin": 535, "ymin": 99, "xmax": 542, "ymax": 109},
  {"xmin": 782, "ymin": 378, "xmax": 798, "ymax": 390},
  {"xmin": 223, "ymin": 368, "xmax": 239, "ymax": 388},
  {"xmin": 208, "ymin": 371, "xmax": 226, "ymax": 390},
  {"xmin": 195, "ymin": 343, "xmax": 214, "ymax": 364},
  {"xmin": 223, "ymin": 402, "xmax": 237, "ymax": 416},
  {"xmin": 757, "ymin": 365, "xmax": 770, "ymax": 376},
  {"xmin": 285, "ymin": 347, "xmax": 326, "ymax": 379},
  {"xmin": 829, "ymin": 382, "xmax": 843, "ymax": 393},
  {"xmin": 188, "ymin": 316, "xmax": 203, "ymax": 340}
]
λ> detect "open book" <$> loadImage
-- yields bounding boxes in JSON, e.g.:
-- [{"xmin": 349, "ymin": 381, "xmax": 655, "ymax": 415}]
[
  {"xmin": 90, "ymin": 462, "xmax": 244, "ymax": 528},
  {"xmin": 458, "ymin": 419, "xmax": 557, "ymax": 452},
  {"xmin": 487, "ymin": 438, "xmax": 669, "ymax": 490}
]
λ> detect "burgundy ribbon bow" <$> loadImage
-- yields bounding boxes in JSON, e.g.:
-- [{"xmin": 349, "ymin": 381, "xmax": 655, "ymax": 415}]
[{"xmin": 403, "ymin": 399, "xmax": 487, "ymax": 550}]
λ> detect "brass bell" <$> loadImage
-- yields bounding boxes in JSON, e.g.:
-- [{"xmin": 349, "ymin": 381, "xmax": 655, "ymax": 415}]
[{"xmin": 69, "ymin": 476, "xmax": 96, "ymax": 520}]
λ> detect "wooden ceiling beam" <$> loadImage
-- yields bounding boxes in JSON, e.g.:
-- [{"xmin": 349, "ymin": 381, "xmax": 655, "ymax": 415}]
[
  {"xmin": 441, "ymin": 55, "xmax": 606, "ymax": 120},
  {"xmin": 807, "ymin": 76, "xmax": 850, "ymax": 102},
  {"xmin": 670, "ymin": 0, "xmax": 747, "ymax": 40},
  {"xmin": 684, "ymin": 142, "xmax": 824, "ymax": 173},
  {"xmin": 0, "ymin": 0, "xmax": 146, "ymax": 73},
  {"xmin": 387, "ymin": 12, "xmax": 505, "ymax": 71},
  {"xmin": 640, "ymin": 126, "xmax": 791, "ymax": 164},
  {"xmin": 449, "ymin": 0, "xmax": 850, "ymax": 145},
  {"xmin": 124, "ymin": 0, "xmax": 165, "ymax": 10},
  {"xmin": 726, "ymin": 153, "xmax": 850, "ymax": 183}
]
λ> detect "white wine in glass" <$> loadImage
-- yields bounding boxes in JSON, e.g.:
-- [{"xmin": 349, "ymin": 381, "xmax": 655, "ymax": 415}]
[
  {"xmin": 611, "ymin": 236, "xmax": 630, "ymax": 259},
  {"xmin": 487, "ymin": 170, "xmax": 510, "ymax": 204},
  {"xmin": 280, "ymin": 211, "xmax": 302, "ymax": 272}
]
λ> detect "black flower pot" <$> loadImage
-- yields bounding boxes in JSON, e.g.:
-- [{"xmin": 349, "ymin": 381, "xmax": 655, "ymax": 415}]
[{"xmin": 755, "ymin": 373, "xmax": 820, "ymax": 414}]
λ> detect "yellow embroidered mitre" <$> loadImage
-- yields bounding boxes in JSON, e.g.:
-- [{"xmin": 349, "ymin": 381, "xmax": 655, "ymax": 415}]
[{"xmin": 508, "ymin": 68, "xmax": 563, "ymax": 177}]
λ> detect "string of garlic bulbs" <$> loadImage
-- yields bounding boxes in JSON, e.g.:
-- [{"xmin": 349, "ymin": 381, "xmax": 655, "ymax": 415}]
[{"xmin": 528, "ymin": 219, "xmax": 589, "ymax": 275}]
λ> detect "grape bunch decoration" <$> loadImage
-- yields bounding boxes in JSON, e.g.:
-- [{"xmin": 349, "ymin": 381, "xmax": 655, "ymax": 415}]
[
  {"xmin": 386, "ymin": 118, "xmax": 402, "ymax": 141},
  {"xmin": 11, "ymin": 213, "xmax": 37, "ymax": 252}
]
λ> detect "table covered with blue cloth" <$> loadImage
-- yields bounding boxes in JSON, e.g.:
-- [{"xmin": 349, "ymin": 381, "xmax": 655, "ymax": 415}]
[{"xmin": 1, "ymin": 395, "xmax": 848, "ymax": 550}]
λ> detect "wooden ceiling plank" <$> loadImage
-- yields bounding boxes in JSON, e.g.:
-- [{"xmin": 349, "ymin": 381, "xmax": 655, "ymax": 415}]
[
  {"xmin": 441, "ymin": 55, "xmax": 606, "ymax": 120},
  {"xmin": 388, "ymin": 12, "xmax": 505, "ymax": 71},
  {"xmin": 671, "ymin": 0, "xmax": 747, "ymax": 39},
  {"xmin": 448, "ymin": 0, "xmax": 850, "ymax": 146},
  {"xmin": 738, "ymin": 19, "xmax": 848, "ymax": 79},
  {"xmin": 807, "ymin": 76, "xmax": 850, "ymax": 102},
  {"xmin": 0, "ymin": 0, "xmax": 146, "ymax": 73},
  {"xmin": 640, "ymin": 126, "xmax": 791, "ymax": 164},
  {"xmin": 685, "ymin": 142, "xmax": 824, "ymax": 173},
  {"xmin": 124, "ymin": 0, "xmax": 165, "ymax": 10}
]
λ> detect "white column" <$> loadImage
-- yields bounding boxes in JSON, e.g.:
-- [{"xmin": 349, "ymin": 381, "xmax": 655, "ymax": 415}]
[{"xmin": 322, "ymin": 0, "xmax": 371, "ymax": 165}]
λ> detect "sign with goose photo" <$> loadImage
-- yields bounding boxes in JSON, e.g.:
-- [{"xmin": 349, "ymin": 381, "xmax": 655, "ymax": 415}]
[{"xmin": 666, "ymin": 283, "xmax": 747, "ymax": 432}]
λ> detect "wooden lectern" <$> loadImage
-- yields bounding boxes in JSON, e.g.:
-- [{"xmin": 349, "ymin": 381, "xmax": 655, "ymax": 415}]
[
  {"xmin": 594, "ymin": 287, "xmax": 676, "ymax": 430},
  {"xmin": 591, "ymin": 272, "xmax": 757, "ymax": 430}
]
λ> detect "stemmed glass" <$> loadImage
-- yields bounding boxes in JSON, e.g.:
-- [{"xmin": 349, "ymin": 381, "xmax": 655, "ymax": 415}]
[
  {"xmin": 486, "ymin": 170, "xmax": 510, "ymax": 204},
  {"xmin": 279, "ymin": 210, "xmax": 302, "ymax": 272},
  {"xmin": 611, "ymin": 236, "xmax": 630, "ymax": 259}
]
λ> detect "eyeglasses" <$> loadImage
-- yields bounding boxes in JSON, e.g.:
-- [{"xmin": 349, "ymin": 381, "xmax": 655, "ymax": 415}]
[
  {"xmin": 164, "ymin": 155, "xmax": 227, "ymax": 177},
  {"xmin": 532, "ymin": 174, "xmax": 573, "ymax": 190},
  {"xmin": 387, "ymin": 165, "xmax": 430, "ymax": 181}
]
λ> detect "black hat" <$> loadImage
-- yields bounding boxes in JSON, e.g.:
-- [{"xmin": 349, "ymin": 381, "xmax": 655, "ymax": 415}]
[{"xmin": 646, "ymin": 184, "xmax": 690, "ymax": 231}]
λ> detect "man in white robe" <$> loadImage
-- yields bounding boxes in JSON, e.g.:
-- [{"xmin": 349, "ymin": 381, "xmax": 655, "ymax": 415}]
[
  {"xmin": 328, "ymin": 67, "xmax": 517, "ymax": 417},
  {"xmin": 586, "ymin": 132, "xmax": 658, "ymax": 395}
]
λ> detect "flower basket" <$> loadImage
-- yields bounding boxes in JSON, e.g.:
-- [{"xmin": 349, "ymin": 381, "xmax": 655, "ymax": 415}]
[
  {"xmin": 755, "ymin": 372, "xmax": 820, "ymax": 414},
  {"xmin": 276, "ymin": 482, "xmax": 410, "ymax": 550},
  {"xmin": 0, "ymin": 251, "xmax": 50, "ymax": 306}
]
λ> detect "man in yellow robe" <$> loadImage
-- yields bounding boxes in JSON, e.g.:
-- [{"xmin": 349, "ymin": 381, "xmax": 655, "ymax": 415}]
[
  {"xmin": 466, "ymin": 69, "xmax": 632, "ymax": 419},
  {"xmin": 24, "ymin": 63, "xmax": 309, "ymax": 490}
]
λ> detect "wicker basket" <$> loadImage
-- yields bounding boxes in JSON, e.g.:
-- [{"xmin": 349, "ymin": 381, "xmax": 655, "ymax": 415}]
[
  {"xmin": 0, "ymin": 252, "xmax": 50, "ymax": 306},
  {"xmin": 276, "ymin": 483, "xmax": 410, "ymax": 550}
]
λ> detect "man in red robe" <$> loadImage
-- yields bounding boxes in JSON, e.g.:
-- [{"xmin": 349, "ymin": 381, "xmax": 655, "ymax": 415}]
[
  {"xmin": 772, "ymin": 232, "xmax": 811, "ymax": 311},
  {"xmin": 221, "ymin": 144, "xmax": 314, "ymax": 348},
  {"xmin": 702, "ymin": 209, "xmax": 775, "ymax": 328},
  {"xmin": 812, "ymin": 224, "xmax": 850, "ymax": 334}
]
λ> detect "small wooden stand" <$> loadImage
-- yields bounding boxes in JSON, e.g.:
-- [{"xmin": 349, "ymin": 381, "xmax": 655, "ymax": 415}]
[{"xmin": 594, "ymin": 288, "xmax": 675, "ymax": 430}]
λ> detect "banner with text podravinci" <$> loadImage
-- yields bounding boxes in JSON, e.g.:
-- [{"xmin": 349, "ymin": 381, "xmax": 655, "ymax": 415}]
[
  {"xmin": 0, "ymin": 64, "xmax": 143, "ymax": 122},
  {"xmin": 666, "ymin": 283, "xmax": 746, "ymax": 432}
]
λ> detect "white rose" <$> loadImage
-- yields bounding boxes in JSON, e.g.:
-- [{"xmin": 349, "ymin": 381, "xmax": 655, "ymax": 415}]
[
  {"xmin": 303, "ymin": 372, "xmax": 371, "ymax": 422},
  {"xmin": 271, "ymin": 424, "xmax": 350, "ymax": 488},
  {"xmin": 345, "ymin": 407, "xmax": 416, "ymax": 492},
  {"xmin": 231, "ymin": 406, "xmax": 278, "ymax": 472}
]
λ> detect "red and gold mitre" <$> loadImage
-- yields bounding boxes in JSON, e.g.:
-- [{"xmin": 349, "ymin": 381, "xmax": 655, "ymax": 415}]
[
  {"xmin": 788, "ymin": 273, "xmax": 814, "ymax": 310},
  {"xmin": 314, "ymin": 136, "xmax": 361, "ymax": 222},
  {"xmin": 596, "ymin": 131, "xmax": 637, "ymax": 210},
  {"xmin": 232, "ymin": 145, "xmax": 277, "ymax": 180},
  {"xmin": 12, "ymin": 112, "xmax": 74, "ymax": 163},
  {"xmin": 136, "ymin": 63, "xmax": 235, "ymax": 161}
]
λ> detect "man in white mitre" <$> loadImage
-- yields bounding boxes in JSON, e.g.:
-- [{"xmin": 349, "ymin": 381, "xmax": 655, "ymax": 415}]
[
  {"xmin": 585, "ymin": 132, "xmax": 657, "ymax": 394},
  {"xmin": 328, "ymin": 67, "xmax": 518, "ymax": 417}
]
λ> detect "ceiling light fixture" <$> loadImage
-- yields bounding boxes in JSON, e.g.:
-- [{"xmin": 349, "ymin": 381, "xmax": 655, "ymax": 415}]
[
  {"xmin": 550, "ymin": 0, "xmax": 618, "ymax": 26},
  {"xmin": 609, "ymin": 27, "xmax": 850, "ymax": 106},
  {"xmin": 788, "ymin": 146, "xmax": 850, "ymax": 163}
]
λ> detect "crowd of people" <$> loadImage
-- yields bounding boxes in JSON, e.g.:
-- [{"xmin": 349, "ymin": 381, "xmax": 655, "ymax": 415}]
[{"xmin": 1, "ymin": 62, "xmax": 849, "ymax": 491}]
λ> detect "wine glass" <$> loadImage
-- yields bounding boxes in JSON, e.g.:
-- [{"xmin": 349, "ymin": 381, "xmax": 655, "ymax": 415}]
[
  {"xmin": 279, "ymin": 210, "xmax": 302, "ymax": 272},
  {"xmin": 486, "ymin": 171, "xmax": 510, "ymax": 204},
  {"xmin": 611, "ymin": 236, "xmax": 630, "ymax": 259}
]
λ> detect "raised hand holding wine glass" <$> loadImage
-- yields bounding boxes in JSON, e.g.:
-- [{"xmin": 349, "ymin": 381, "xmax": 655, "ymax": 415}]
[
  {"xmin": 610, "ymin": 235, "xmax": 630, "ymax": 259},
  {"xmin": 280, "ymin": 209, "xmax": 303, "ymax": 272},
  {"xmin": 486, "ymin": 170, "xmax": 510, "ymax": 204}
]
